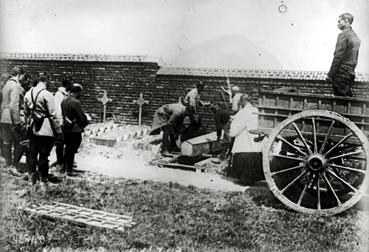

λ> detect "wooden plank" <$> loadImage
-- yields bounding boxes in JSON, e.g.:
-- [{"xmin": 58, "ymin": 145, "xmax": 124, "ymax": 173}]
[
  {"xmin": 194, "ymin": 157, "xmax": 212, "ymax": 168},
  {"xmin": 163, "ymin": 155, "xmax": 179, "ymax": 163},
  {"xmin": 20, "ymin": 202, "xmax": 135, "ymax": 232},
  {"xmin": 158, "ymin": 162, "xmax": 205, "ymax": 172},
  {"xmin": 259, "ymin": 90, "xmax": 369, "ymax": 103},
  {"xmin": 257, "ymin": 106, "xmax": 369, "ymax": 119}
]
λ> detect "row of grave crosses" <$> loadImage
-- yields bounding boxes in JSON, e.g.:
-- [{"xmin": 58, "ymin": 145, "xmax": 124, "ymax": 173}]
[
  {"xmin": 97, "ymin": 78, "xmax": 233, "ymax": 126},
  {"xmin": 97, "ymin": 90, "xmax": 149, "ymax": 126}
]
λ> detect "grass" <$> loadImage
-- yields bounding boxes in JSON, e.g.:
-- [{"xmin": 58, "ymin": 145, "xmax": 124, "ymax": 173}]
[{"xmin": 0, "ymin": 170, "xmax": 368, "ymax": 251}]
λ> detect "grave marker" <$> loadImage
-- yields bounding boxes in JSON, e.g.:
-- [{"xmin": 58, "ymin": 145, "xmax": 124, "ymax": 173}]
[
  {"xmin": 133, "ymin": 93, "xmax": 149, "ymax": 126},
  {"xmin": 97, "ymin": 90, "xmax": 113, "ymax": 122}
]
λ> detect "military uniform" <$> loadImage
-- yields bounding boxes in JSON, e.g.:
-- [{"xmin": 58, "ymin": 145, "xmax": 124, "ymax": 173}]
[
  {"xmin": 184, "ymin": 88, "xmax": 199, "ymax": 113},
  {"xmin": 150, "ymin": 103, "xmax": 187, "ymax": 153},
  {"xmin": 0, "ymin": 77, "xmax": 22, "ymax": 166},
  {"xmin": 24, "ymin": 82, "xmax": 62, "ymax": 182},
  {"xmin": 61, "ymin": 94, "xmax": 88, "ymax": 174},
  {"xmin": 328, "ymin": 27, "xmax": 360, "ymax": 96}
]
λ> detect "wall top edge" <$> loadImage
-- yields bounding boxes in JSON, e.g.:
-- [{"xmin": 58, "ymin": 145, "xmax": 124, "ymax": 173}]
[
  {"xmin": 1, "ymin": 52, "xmax": 368, "ymax": 82},
  {"xmin": 0, "ymin": 52, "xmax": 158, "ymax": 63},
  {"xmin": 157, "ymin": 66, "xmax": 369, "ymax": 82}
]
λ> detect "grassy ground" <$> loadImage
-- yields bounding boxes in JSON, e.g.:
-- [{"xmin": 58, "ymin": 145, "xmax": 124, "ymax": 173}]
[{"xmin": 0, "ymin": 169, "xmax": 368, "ymax": 252}]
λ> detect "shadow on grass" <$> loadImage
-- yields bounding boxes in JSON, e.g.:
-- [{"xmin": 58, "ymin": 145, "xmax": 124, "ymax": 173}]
[
  {"xmin": 246, "ymin": 181, "xmax": 369, "ymax": 215},
  {"xmin": 246, "ymin": 182, "xmax": 288, "ymax": 211}
]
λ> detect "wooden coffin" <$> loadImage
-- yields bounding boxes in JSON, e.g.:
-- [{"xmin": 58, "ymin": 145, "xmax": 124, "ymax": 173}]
[{"xmin": 181, "ymin": 132, "xmax": 223, "ymax": 157}]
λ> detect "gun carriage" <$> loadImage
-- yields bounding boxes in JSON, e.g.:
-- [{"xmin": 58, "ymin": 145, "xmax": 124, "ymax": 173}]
[{"xmin": 254, "ymin": 90, "xmax": 369, "ymax": 214}]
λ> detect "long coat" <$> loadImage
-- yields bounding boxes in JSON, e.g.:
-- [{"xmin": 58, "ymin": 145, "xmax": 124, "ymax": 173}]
[
  {"xmin": 24, "ymin": 82, "xmax": 62, "ymax": 137},
  {"xmin": 0, "ymin": 77, "xmax": 21, "ymax": 125},
  {"xmin": 328, "ymin": 27, "xmax": 360, "ymax": 80},
  {"xmin": 150, "ymin": 103, "xmax": 186, "ymax": 135},
  {"xmin": 61, "ymin": 95, "xmax": 88, "ymax": 133}
]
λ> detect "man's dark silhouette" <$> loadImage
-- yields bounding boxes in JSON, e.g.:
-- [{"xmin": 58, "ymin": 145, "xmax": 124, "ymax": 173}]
[{"xmin": 327, "ymin": 13, "xmax": 361, "ymax": 97}]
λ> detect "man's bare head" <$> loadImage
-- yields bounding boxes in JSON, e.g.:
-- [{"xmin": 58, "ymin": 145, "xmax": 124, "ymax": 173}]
[
  {"xmin": 11, "ymin": 66, "xmax": 24, "ymax": 77},
  {"xmin": 338, "ymin": 13, "xmax": 354, "ymax": 30}
]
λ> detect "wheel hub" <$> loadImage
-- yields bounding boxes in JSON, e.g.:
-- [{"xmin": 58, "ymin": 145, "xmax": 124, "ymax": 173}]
[{"xmin": 307, "ymin": 154, "xmax": 327, "ymax": 173}]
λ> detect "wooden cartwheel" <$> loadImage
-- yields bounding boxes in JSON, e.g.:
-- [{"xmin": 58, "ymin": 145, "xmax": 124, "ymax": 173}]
[{"xmin": 263, "ymin": 110, "xmax": 369, "ymax": 215}]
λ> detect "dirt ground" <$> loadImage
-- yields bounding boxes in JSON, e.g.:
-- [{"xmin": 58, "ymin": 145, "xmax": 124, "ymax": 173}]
[
  {"xmin": 50, "ymin": 136, "xmax": 248, "ymax": 192},
  {"xmin": 1, "ymin": 125, "xmax": 368, "ymax": 251}
]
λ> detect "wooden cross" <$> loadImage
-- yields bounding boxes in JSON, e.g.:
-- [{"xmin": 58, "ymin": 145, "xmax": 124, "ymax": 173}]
[
  {"xmin": 220, "ymin": 77, "xmax": 233, "ymax": 103},
  {"xmin": 97, "ymin": 90, "xmax": 113, "ymax": 122},
  {"xmin": 220, "ymin": 77, "xmax": 232, "ymax": 108},
  {"xmin": 132, "ymin": 93, "xmax": 149, "ymax": 126}
]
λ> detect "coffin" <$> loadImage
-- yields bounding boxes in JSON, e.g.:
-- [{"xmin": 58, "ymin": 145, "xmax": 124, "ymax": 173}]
[{"xmin": 181, "ymin": 132, "xmax": 223, "ymax": 156}]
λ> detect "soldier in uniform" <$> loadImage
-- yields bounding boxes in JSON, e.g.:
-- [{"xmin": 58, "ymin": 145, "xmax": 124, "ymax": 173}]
[
  {"xmin": 0, "ymin": 67, "xmax": 24, "ymax": 171},
  {"xmin": 24, "ymin": 72, "xmax": 62, "ymax": 190},
  {"xmin": 183, "ymin": 81, "xmax": 211, "ymax": 136},
  {"xmin": 0, "ymin": 73, "xmax": 11, "ymax": 160},
  {"xmin": 150, "ymin": 102, "xmax": 191, "ymax": 156},
  {"xmin": 61, "ymin": 83, "xmax": 89, "ymax": 176},
  {"xmin": 327, "ymin": 13, "xmax": 361, "ymax": 97}
]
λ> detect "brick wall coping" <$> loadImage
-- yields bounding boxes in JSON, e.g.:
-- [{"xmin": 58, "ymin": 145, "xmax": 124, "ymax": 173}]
[
  {"xmin": 157, "ymin": 66, "xmax": 369, "ymax": 82},
  {"xmin": 0, "ymin": 52, "xmax": 157, "ymax": 63}
]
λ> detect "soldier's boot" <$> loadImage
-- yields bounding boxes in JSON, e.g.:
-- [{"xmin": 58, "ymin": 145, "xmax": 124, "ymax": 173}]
[{"xmin": 2, "ymin": 143, "xmax": 12, "ymax": 167}]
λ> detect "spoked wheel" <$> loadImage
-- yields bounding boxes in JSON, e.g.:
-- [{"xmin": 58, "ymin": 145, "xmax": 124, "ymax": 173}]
[{"xmin": 263, "ymin": 110, "xmax": 369, "ymax": 215}]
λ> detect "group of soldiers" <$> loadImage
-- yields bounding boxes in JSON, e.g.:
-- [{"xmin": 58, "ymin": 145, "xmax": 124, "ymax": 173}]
[
  {"xmin": 149, "ymin": 81, "xmax": 259, "ymax": 170},
  {"xmin": 149, "ymin": 81, "xmax": 210, "ymax": 156},
  {"xmin": 0, "ymin": 13, "xmax": 360, "ymax": 188},
  {"xmin": 0, "ymin": 66, "xmax": 90, "ymax": 192}
]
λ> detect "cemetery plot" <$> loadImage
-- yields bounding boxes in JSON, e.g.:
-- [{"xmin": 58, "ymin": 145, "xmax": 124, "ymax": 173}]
[{"xmin": 87, "ymin": 124, "xmax": 151, "ymax": 147}]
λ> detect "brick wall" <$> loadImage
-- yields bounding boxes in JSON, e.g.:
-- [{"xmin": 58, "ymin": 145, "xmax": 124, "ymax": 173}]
[
  {"xmin": 1, "ymin": 53, "xmax": 368, "ymax": 131},
  {"xmin": 155, "ymin": 67, "xmax": 369, "ymax": 131},
  {"xmin": 0, "ymin": 53, "xmax": 160, "ymax": 125}
]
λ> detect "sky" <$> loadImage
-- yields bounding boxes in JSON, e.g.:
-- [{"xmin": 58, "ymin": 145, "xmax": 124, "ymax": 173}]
[{"xmin": 1, "ymin": 0, "xmax": 368, "ymax": 73}]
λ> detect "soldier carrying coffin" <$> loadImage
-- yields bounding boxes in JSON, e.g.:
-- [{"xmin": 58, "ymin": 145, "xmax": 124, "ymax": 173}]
[{"xmin": 149, "ymin": 103, "xmax": 194, "ymax": 157}]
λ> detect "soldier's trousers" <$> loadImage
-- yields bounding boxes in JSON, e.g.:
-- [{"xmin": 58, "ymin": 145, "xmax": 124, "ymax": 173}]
[
  {"xmin": 0, "ymin": 123, "xmax": 21, "ymax": 167},
  {"xmin": 332, "ymin": 73, "xmax": 355, "ymax": 97},
  {"xmin": 29, "ymin": 136, "xmax": 54, "ymax": 182},
  {"xmin": 63, "ymin": 132, "xmax": 82, "ymax": 172}
]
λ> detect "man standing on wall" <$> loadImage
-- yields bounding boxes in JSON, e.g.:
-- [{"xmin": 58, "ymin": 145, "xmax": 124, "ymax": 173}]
[
  {"xmin": 61, "ymin": 83, "xmax": 89, "ymax": 176},
  {"xmin": 327, "ymin": 13, "xmax": 360, "ymax": 97},
  {"xmin": 0, "ymin": 67, "xmax": 24, "ymax": 172}
]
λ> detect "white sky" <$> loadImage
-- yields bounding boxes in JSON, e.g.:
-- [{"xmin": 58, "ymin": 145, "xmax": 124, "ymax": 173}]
[{"xmin": 1, "ymin": 0, "xmax": 368, "ymax": 73}]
